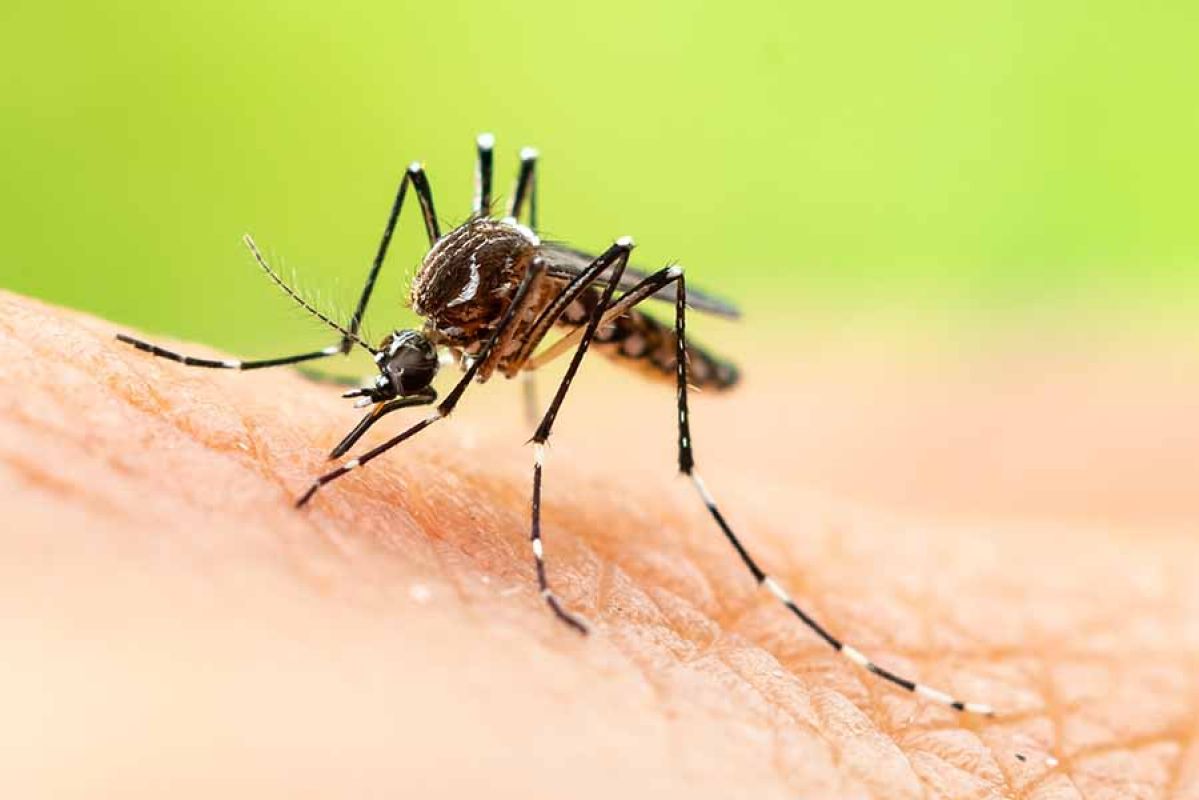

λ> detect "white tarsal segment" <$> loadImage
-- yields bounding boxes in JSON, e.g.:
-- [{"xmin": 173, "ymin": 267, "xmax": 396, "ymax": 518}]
[
  {"xmin": 534, "ymin": 443, "xmax": 546, "ymax": 467},
  {"xmin": 762, "ymin": 576, "xmax": 792, "ymax": 604},
  {"xmin": 532, "ymin": 538, "xmax": 544, "ymax": 559},
  {"xmin": 915, "ymin": 684, "xmax": 956, "ymax": 706},
  {"xmin": 690, "ymin": 472, "xmax": 716, "ymax": 506},
  {"xmin": 841, "ymin": 645, "xmax": 871, "ymax": 668},
  {"xmin": 344, "ymin": 458, "xmax": 361, "ymax": 471},
  {"xmin": 222, "ymin": 359, "xmax": 242, "ymax": 369},
  {"xmin": 965, "ymin": 702, "xmax": 995, "ymax": 716},
  {"xmin": 321, "ymin": 344, "xmax": 342, "ymax": 356}
]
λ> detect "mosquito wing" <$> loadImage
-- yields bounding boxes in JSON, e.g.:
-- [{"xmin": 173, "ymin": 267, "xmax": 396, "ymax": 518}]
[{"xmin": 537, "ymin": 242, "xmax": 741, "ymax": 319}]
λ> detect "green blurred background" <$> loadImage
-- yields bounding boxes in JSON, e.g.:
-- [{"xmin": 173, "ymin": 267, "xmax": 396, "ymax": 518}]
[{"xmin": 2, "ymin": 0, "xmax": 1197, "ymax": 354}]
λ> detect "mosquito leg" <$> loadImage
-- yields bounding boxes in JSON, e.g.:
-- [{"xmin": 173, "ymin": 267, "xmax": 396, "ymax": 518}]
[
  {"xmin": 116, "ymin": 335, "xmax": 343, "ymax": 370},
  {"xmin": 505, "ymin": 142, "xmax": 540, "ymax": 429},
  {"xmin": 506, "ymin": 146, "xmax": 539, "ymax": 229},
  {"xmin": 296, "ymin": 258, "xmax": 548, "ymax": 508},
  {"xmin": 344, "ymin": 162, "xmax": 441, "ymax": 348},
  {"xmin": 604, "ymin": 264, "xmax": 996, "ymax": 714},
  {"xmin": 474, "ymin": 132, "xmax": 495, "ymax": 216},
  {"xmin": 527, "ymin": 237, "xmax": 635, "ymax": 634},
  {"xmin": 328, "ymin": 390, "xmax": 437, "ymax": 460}
]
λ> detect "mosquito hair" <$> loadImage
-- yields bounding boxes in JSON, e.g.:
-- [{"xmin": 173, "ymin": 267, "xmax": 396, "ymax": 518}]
[
  {"xmin": 278, "ymin": 258, "xmax": 376, "ymax": 346},
  {"xmin": 242, "ymin": 234, "xmax": 376, "ymax": 355}
]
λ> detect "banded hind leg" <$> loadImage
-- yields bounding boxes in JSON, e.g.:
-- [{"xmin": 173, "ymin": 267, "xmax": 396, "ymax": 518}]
[
  {"xmin": 607, "ymin": 264, "xmax": 995, "ymax": 714},
  {"xmin": 525, "ymin": 237, "xmax": 636, "ymax": 633}
]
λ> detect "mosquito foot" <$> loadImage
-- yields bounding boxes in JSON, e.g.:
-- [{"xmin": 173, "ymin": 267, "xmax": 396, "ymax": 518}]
[{"xmin": 544, "ymin": 592, "xmax": 588, "ymax": 635}]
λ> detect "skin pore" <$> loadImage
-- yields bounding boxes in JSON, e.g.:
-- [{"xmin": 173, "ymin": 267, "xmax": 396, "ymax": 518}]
[{"xmin": 1, "ymin": 289, "xmax": 1197, "ymax": 799}]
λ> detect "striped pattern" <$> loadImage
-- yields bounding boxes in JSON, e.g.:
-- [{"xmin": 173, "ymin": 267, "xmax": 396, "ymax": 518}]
[
  {"xmin": 530, "ymin": 441, "xmax": 587, "ymax": 634},
  {"xmin": 522, "ymin": 238, "xmax": 637, "ymax": 634},
  {"xmin": 688, "ymin": 471, "xmax": 994, "ymax": 716},
  {"xmin": 555, "ymin": 287, "xmax": 739, "ymax": 391},
  {"xmin": 116, "ymin": 334, "xmax": 345, "ymax": 372}
]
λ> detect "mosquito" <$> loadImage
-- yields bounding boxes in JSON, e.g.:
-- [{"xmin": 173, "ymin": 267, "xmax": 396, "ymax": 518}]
[{"xmin": 116, "ymin": 133, "xmax": 994, "ymax": 716}]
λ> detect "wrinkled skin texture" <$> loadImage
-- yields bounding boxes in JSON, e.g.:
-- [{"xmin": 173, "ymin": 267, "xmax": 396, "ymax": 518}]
[{"xmin": 1, "ymin": 290, "xmax": 1198, "ymax": 799}]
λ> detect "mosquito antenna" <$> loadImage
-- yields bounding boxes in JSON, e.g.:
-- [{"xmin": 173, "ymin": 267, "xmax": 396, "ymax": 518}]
[{"xmin": 242, "ymin": 234, "xmax": 377, "ymax": 355}]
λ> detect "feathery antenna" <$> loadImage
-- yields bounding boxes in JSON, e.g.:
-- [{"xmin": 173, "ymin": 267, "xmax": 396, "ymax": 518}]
[{"xmin": 242, "ymin": 234, "xmax": 377, "ymax": 355}]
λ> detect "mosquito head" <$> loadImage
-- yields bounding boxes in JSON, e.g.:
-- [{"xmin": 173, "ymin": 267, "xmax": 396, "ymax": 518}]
[
  {"xmin": 376, "ymin": 329, "xmax": 439, "ymax": 395},
  {"xmin": 344, "ymin": 329, "xmax": 439, "ymax": 406}
]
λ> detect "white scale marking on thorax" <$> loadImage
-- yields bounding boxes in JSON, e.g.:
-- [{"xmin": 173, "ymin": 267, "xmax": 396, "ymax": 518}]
[{"xmin": 446, "ymin": 253, "xmax": 481, "ymax": 308}]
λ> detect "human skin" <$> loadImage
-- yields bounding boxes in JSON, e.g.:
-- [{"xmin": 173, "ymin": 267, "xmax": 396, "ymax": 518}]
[{"xmin": 1, "ymin": 289, "xmax": 1197, "ymax": 799}]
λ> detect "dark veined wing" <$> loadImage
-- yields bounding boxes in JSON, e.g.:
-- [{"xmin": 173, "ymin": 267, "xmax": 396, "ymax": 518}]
[{"xmin": 537, "ymin": 242, "xmax": 741, "ymax": 319}]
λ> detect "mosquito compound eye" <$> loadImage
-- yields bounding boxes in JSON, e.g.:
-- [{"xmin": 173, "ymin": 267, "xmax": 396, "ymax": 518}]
[{"xmin": 397, "ymin": 362, "xmax": 437, "ymax": 393}]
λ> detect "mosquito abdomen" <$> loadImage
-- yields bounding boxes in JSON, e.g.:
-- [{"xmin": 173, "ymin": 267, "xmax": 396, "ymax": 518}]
[{"xmin": 563, "ymin": 290, "xmax": 739, "ymax": 390}]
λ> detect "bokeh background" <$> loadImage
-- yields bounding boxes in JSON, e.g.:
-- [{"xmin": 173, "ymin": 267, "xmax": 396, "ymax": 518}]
[{"xmin": 2, "ymin": 0, "xmax": 1197, "ymax": 353}]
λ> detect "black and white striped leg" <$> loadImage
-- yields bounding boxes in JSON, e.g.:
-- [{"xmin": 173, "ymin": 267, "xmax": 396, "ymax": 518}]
[
  {"xmin": 115, "ymin": 335, "xmax": 343, "ymax": 371},
  {"xmin": 345, "ymin": 161, "xmax": 441, "ymax": 347},
  {"xmin": 506, "ymin": 141, "xmax": 541, "ymax": 427},
  {"xmin": 295, "ymin": 258, "xmax": 548, "ymax": 508},
  {"xmin": 689, "ymin": 473, "xmax": 993, "ymax": 714},
  {"xmin": 527, "ymin": 237, "xmax": 635, "ymax": 634},
  {"xmin": 615, "ymin": 264, "xmax": 996, "ymax": 715},
  {"xmin": 530, "ymin": 440, "xmax": 586, "ymax": 634},
  {"xmin": 473, "ymin": 132, "xmax": 494, "ymax": 215},
  {"xmin": 506, "ymin": 146, "xmax": 539, "ymax": 230}
]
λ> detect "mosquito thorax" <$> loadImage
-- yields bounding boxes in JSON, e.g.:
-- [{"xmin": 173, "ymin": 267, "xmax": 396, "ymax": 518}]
[
  {"xmin": 409, "ymin": 216, "xmax": 539, "ymax": 348},
  {"xmin": 374, "ymin": 329, "xmax": 439, "ymax": 396}
]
